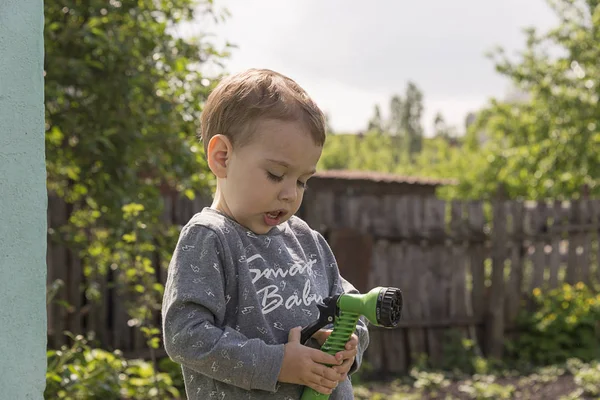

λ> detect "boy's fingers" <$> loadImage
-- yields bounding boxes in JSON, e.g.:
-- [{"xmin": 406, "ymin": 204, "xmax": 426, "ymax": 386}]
[
  {"xmin": 333, "ymin": 357, "xmax": 354, "ymax": 373},
  {"xmin": 332, "ymin": 365, "xmax": 349, "ymax": 380},
  {"xmin": 346, "ymin": 334, "xmax": 359, "ymax": 349},
  {"xmin": 313, "ymin": 328, "xmax": 332, "ymax": 338},
  {"xmin": 313, "ymin": 365, "xmax": 341, "ymax": 384},
  {"xmin": 311, "ymin": 329, "xmax": 332, "ymax": 346},
  {"xmin": 310, "ymin": 376, "xmax": 337, "ymax": 390},
  {"xmin": 309, "ymin": 383, "xmax": 334, "ymax": 395},
  {"xmin": 311, "ymin": 348, "xmax": 341, "ymax": 365},
  {"xmin": 342, "ymin": 357, "xmax": 354, "ymax": 369},
  {"xmin": 336, "ymin": 347, "xmax": 358, "ymax": 360},
  {"xmin": 287, "ymin": 326, "xmax": 302, "ymax": 343}
]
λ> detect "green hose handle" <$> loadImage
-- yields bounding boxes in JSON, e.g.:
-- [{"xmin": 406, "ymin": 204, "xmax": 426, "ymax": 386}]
[
  {"xmin": 300, "ymin": 311, "xmax": 360, "ymax": 400},
  {"xmin": 300, "ymin": 287, "xmax": 403, "ymax": 400}
]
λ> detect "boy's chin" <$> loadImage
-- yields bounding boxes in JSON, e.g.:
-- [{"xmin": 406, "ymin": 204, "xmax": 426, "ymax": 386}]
[
  {"xmin": 248, "ymin": 223, "xmax": 274, "ymax": 235},
  {"xmin": 239, "ymin": 213, "xmax": 291, "ymax": 235},
  {"xmin": 246, "ymin": 217, "xmax": 282, "ymax": 235}
]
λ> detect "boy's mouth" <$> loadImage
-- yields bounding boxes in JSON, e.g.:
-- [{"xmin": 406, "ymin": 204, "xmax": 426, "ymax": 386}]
[{"xmin": 264, "ymin": 210, "xmax": 287, "ymax": 226}]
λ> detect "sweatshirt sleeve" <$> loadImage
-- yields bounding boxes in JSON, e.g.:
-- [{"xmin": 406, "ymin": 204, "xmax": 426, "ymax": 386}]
[
  {"xmin": 161, "ymin": 224, "xmax": 284, "ymax": 392},
  {"xmin": 314, "ymin": 231, "xmax": 370, "ymax": 376}
]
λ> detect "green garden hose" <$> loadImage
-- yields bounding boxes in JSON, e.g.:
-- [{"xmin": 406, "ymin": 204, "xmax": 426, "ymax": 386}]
[{"xmin": 300, "ymin": 287, "xmax": 403, "ymax": 400}]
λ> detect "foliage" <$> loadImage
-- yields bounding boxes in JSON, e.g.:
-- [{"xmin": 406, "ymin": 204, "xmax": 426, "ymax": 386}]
[
  {"xmin": 318, "ymin": 131, "xmax": 398, "ymax": 172},
  {"xmin": 381, "ymin": 82, "xmax": 425, "ymax": 159},
  {"xmin": 319, "ymin": 0, "xmax": 600, "ymax": 201},
  {"xmin": 458, "ymin": 375, "xmax": 516, "ymax": 399},
  {"xmin": 45, "ymin": 333, "xmax": 183, "ymax": 399},
  {"xmin": 437, "ymin": 329, "xmax": 487, "ymax": 376},
  {"xmin": 157, "ymin": 357, "xmax": 186, "ymax": 394},
  {"xmin": 400, "ymin": 82, "xmax": 425, "ymax": 158},
  {"xmin": 353, "ymin": 358, "xmax": 600, "ymax": 399},
  {"xmin": 410, "ymin": 368, "xmax": 450, "ymax": 393},
  {"xmin": 569, "ymin": 358, "xmax": 600, "ymax": 397},
  {"xmin": 360, "ymin": 81, "xmax": 426, "ymax": 164},
  {"xmin": 44, "ymin": 0, "xmax": 228, "ymax": 344},
  {"xmin": 317, "ymin": 130, "xmax": 483, "ymax": 199},
  {"xmin": 506, "ymin": 282, "xmax": 600, "ymax": 366},
  {"xmin": 45, "ymin": 332, "xmax": 600, "ymax": 399},
  {"xmin": 463, "ymin": 0, "xmax": 600, "ymax": 200},
  {"xmin": 353, "ymin": 297, "xmax": 600, "ymax": 398}
]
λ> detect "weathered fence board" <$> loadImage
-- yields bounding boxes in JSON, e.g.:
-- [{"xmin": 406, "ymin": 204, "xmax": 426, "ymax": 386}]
[
  {"xmin": 504, "ymin": 201, "xmax": 523, "ymax": 328},
  {"xmin": 467, "ymin": 201, "xmax": 487, "ymax": 348},
  {"xmin": 387, "ymin": 243, "xmax": 408, "ymax": 373},
  {"xmin": 547, "ymin": 201, "xmax": 562, "ymax": 289},
  {"xmin": 593, "ymin": 201, "xmax": 600, "ymax": 283},
  {"xmin": 46, "ymin": 192, "xmax": 600, "ymax": 375}
]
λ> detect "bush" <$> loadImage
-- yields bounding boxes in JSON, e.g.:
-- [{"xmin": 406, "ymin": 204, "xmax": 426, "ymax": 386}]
[
  {"xmin": 439, "ymin": 329, "xmax": 489, "ymax": 376},
  {"xmin": 506, "ymin": 282, "xmax": 600, "ymax": 366},
  {"xmin": 45, "ymin": 333, "xmax": 182, "ymax": 399},
  {"xmin": 566, "ymin": 358, "xmax": 600, "ymax": 398},
  {"xmin": 458, "ymin": 375, "xmax": 515, "ymax": 399}
]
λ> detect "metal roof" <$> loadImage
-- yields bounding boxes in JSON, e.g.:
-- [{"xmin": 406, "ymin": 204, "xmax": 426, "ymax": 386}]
[{"xmin": 312, "ymin": 169, "xmax": 457, "ymax": 186}]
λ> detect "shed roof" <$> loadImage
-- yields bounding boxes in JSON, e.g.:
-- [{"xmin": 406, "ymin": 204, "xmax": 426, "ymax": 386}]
[{"xmin": 313, "ymin": 169, "xmax": 456, "ymax": 186}]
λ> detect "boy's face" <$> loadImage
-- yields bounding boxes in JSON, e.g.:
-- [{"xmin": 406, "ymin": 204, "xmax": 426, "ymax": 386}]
[{"xmin": 211, "ymin": 119, "xmax": 322, "ymax": 234}]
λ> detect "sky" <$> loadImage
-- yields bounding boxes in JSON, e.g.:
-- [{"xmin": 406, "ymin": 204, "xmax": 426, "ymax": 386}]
[{"xmin": 182, "ymin": 0, "xmax": 558, "ymax": 136}]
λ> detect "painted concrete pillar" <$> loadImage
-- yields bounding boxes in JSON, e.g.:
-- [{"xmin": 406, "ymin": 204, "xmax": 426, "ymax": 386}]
[{"xmin": 0, "ymin": 0, "xmax": 47, "ymax": 398}]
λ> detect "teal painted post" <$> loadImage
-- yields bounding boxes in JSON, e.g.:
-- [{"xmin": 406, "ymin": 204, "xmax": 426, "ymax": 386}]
[{"xmin": 0, "ymin": 0, "xmax": 47, "ymax": 398}]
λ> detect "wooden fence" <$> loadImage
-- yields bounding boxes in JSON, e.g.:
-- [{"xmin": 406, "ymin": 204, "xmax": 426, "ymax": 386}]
[
  {"xmin": 46, "ymin": 192, "xmax": 600, "ymax": 374},
  {"xmin": 299, "ymin": 191, "xmax": 600, "ymax": 373}
]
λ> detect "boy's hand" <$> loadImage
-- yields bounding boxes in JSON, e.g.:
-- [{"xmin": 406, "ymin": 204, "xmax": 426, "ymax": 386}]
[
  {"xmin": 278, "ymin": 326, "xmax": 343, "ymax": 395},
  {"xmin": 312, "ymin": 329, "xmax": 359, "ymax": 381}
]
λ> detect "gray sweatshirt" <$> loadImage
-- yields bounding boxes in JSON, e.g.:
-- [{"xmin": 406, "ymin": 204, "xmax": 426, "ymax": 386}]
[{"xmin": 162, "ymin": 208, "xmax": 369, "ymax": 399}]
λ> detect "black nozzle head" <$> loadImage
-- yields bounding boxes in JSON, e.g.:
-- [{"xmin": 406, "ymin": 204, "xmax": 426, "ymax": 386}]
[{"xmin": 376, "ymin": 287, "xmax": 403, "ymax": 327}]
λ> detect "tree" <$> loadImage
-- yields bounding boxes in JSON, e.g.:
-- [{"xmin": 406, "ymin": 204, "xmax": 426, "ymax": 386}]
[
  {"xmin": 432, "ymin": 112, "xmax": 459, "ymax": 146},
  {"xmin": 466, "ymin": 0, "xmax": 600, "ymax": 199},
  {"xmin": 433, "ymin": 112, "xmax": 448, "ymax": 139},
  {"xmin": 318, "ymin": 131, "xmax": 396, "ymax": 172},
  {"xmin": 402, "ymin": 82, "xmax": 424, "ymax": 158},
  {"xmin": 44, "ymin": 0, "xmax": 230, "ymax": 351},
  {"xmin": 320, "ymin": 83, "xmax": 427, "ymax": 175},
  {"xmin": 367, "ymin": 104, "xmax": 384, "ymax": 133},
  {"xmin": 388, "ymin": 95, "xmax": 405, "ymax": 163}
]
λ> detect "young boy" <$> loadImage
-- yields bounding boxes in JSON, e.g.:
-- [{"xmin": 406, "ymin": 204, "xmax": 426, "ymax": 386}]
[{"xmin": 162, "ymin": 68, "xmax": 370, "ymax": 399}]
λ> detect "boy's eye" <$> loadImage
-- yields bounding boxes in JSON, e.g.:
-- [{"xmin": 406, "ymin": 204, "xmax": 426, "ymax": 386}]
[
  {"xmin": 266, "ymin": 171, "xmax": 308, "ymax": 190},
  {"xmin": 266, "ymin": 172, "xmax": 283, "ymax": 182},
  {"xmin": 297, "ymin": 180, "xmax": 308, "ymax": 189}
]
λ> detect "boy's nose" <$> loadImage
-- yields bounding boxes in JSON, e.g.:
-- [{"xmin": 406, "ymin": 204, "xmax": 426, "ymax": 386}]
[{"xmin": 278, "ymin": 183, "xmax": 298, "ymax": 203}]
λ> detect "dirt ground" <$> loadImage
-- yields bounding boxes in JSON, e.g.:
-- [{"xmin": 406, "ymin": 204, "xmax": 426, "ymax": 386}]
[
  {"xmin": 416, "ymin": 375, "xmax": 577, "ymax": 399},
  {"xmin": 359, "ymin": 373, "xmax": 593, "ymax": 399}
]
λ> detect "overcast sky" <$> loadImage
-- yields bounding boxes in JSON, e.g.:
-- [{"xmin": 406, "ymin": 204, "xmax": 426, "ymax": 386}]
[{"xmin": 184, "ymin": 0, "xmax": 558, "ymax": 136}]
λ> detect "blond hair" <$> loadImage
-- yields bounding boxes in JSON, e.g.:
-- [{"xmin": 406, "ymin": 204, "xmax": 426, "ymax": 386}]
[{"xmin": 199, "ymin": 68, "xmax": 326, "ymax": 154}]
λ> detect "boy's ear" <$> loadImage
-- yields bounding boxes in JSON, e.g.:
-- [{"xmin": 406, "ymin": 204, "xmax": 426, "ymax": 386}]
[{"xmin": 207, "ymin": 134, "xmax": 232, "ymax": 179}]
